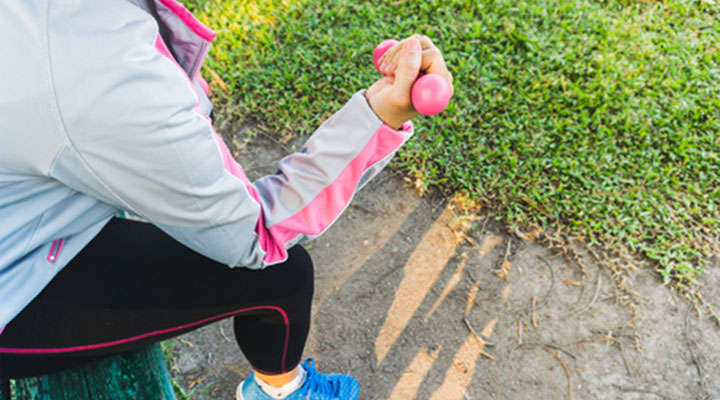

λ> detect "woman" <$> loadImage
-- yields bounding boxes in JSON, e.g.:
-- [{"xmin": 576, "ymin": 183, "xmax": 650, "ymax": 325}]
[{"xmin": 0, "ymin": 1, "xmax": 453, "ymax": 399}]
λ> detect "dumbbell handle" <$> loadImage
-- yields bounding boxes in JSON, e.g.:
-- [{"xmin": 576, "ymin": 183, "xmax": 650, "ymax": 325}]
[{"xmin": 373, "ymin": 39, "xmax": 451, "ymax": 116}]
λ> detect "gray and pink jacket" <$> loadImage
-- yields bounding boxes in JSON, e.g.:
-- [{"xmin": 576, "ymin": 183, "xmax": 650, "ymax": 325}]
[{"xmin": 0, "ymin": 0, "xmax": 412, "ymax": 330}]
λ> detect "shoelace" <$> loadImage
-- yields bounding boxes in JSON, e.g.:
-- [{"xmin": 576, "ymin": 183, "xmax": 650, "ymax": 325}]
[{"xmin": 296, "ymin": 359, "xmax": 337, "ymax": 399}]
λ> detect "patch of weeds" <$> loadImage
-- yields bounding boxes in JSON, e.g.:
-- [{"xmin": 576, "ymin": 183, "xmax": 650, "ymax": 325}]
[
  {"xmin": 161, "ymin": 340, "xmax": 214, "ymax": 400},
  {"xmin": 161, "ymin": 340, "xmax": 190, "ymax": 399},
  {"xmin": 187, "ymin": 0, "xmax": 720, "ymax": 299}
]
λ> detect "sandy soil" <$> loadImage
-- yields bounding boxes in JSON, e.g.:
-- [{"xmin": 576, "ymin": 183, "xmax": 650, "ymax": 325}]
[{"xmin": 168, "ymin": 131, "xmax": 720, "ymax": 400}]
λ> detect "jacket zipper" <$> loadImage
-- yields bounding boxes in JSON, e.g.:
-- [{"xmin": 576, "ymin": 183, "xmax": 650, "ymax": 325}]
[{"xmin": 47, "ymin": 237, "xmax": 66, "ymax": 263}]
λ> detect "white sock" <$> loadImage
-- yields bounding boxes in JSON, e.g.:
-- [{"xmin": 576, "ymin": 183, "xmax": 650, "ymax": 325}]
[{"xmin": 254, "ymin": 367, "xmax": 306, "ymax": 399}]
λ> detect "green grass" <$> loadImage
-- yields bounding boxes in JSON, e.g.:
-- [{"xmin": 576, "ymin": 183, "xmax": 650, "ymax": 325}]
[
  {"xmin": 161, "ymin": 340, "xmax": 215, "ymax": 399},
  {"xmin": 188, "ymin": 0, "xmax": 719, "ymax": 287}
]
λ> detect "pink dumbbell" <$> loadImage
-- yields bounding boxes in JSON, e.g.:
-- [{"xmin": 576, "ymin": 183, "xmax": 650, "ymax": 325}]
[{"xmin": 373, "ymin": 39, "xmax": 452, "ymax": 116}]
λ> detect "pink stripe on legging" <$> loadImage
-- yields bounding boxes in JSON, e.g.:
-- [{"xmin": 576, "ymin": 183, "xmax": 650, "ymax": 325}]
[{"xmin": 0, "ymin": 305, "xmax": 292, "ymax": 373}]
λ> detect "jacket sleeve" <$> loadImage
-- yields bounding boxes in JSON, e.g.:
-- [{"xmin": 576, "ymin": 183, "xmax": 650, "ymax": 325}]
[{"xmin": 46, "ymin": 5, "xmax": 412, "ymax": 269}]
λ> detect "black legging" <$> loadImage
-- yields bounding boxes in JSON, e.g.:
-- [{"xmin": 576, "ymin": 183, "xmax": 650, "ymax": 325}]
[{"xmin": 0, "ymin": 218, "xmax": 314, "ymax": 379}]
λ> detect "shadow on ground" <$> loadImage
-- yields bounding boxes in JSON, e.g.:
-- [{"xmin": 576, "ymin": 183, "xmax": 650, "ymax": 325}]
[{"xmin": 168, "ymin": 132, "xmax": 720, "ymax": 400}]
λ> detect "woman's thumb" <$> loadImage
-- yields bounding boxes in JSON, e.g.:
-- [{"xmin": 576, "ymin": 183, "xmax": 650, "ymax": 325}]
[{"xmin": 392, "ymin": 39, "xmax": 422, "ymax": 96}]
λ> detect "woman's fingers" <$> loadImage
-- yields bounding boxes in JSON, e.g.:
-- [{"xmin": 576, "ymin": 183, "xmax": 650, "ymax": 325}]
[
  {"xmin": 377, "ymin": 35, "xmax": 453, "ymax": 95},
  {"xmin": 391, "ymin": 39, "xmax": 423, "ymax": 99},
  {"xmin": 416, "ymin": 35, "xmax": 454, "ymax": 93},
  {"xmin": 367, "ymin": 34, "xmax": 453, "ymax": 125},
  {"xmin": 377, "ymin": 43, "xmax": 403, "ymax": 74},
  {"xmin": 366, "ymin": 41, "xmax": 420, "ymax": 128}
]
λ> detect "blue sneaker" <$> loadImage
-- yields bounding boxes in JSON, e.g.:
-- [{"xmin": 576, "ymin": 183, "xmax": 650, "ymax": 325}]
[{"xmin": 236, "ymin": 359, "xmax": 360, "ymax": 400}]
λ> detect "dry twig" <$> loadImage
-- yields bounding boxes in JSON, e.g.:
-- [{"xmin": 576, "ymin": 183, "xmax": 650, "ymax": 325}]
[
  {"xmin": 219, "ymin": 325, "xmax": 233, "ymax": 343},
  {"xmin": 464, "ymin": 317, "xmax": 495, "ymax": 347},
  {"xmin": 574, "ymin": 334, "xmax": 632, "ymax": 376},
  {"xmin": 542, "ymin": 343, "xmax": 577, "ymax": 360},
  {"xmin": 464, "ymin": 278, "xmax": 481, "ymax": 316},
  {"xmin": 464, "ymin": 317, "xmax": 498, "ymax": 360},
  {"xmin": 534, "ymin": 256, "xmax": 556, "ymax": 309},
  {"xmin": 204, "ymin": 66, "xmax": 227, "ymax": 92},
  {"xmin": 257, "ymin": 130, "xmax": 293, "ymax": 155},
  {"xmin": 479, "ymin": 348, "xmax": 496, "ymax": 360},
  {"xmin": 495, "ymin": 239, "xmax": 513, "ymax": 279},
  {"xmin": 478, "ymin": 215, "xmax": 491, "ymax": 237},
  {"xmin": 517, "ymin": 319, "xmax": 523, "ymax": 345},
  {"xmin": 463, "ymin": 317, "xmax": 498, "ymax": 361},
  {"xmin": 517, "ymin": 256, "xmax": 555, "ymax": 315},
  {"xmin": 187, "ymin": 377, "xmax": 205, "ymax": 389},
  {"xmin": 560, "ymin": 268, "xmax": 602, "ymax": 318},
  {"xmin": 538, "ymin": 343, "xmax": 574, "ymax": 400}
]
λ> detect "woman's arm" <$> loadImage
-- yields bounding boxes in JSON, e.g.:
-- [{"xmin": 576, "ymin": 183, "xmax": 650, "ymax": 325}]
[{"xmin": 45, "ymin": 3, "xmax": 431, "ymax": 269}]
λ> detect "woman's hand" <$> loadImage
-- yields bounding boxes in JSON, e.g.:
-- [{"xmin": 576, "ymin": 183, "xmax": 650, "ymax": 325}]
[{"xmin": 365, "ymin": 35, "xmax": 454, "ymax": 129}]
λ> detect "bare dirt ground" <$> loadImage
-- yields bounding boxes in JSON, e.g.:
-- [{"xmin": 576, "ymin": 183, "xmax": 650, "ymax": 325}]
[{"xmin": 168, "ymin": 131, "xmax": 720, "ymax": 400}]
